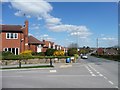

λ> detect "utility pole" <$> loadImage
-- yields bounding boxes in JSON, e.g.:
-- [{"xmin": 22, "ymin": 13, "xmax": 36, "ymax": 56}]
[
  {"xmin": 77, "ymin": 32, "xmax": 79, "ymax": 51},
  {"xmin": 97, "ymin": 38, "xmax": 98, "ymax": 49}
]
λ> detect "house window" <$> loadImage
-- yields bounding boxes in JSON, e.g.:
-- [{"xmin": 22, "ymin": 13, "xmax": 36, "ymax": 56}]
[
  {"xmin": 6, "ymin": 33, "xmax": 18, "ymax": 39},
  {"xmin": 3, "ymin": 48, "xmax": 19, "ymax": 55}
]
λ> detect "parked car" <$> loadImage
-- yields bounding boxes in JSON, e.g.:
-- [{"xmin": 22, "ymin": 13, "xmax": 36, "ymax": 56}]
[{"xmin": 81, "ymin": 55, "xmax": 88, "ymax": 59}]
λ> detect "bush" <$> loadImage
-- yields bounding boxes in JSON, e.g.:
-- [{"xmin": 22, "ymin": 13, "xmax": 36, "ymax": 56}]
[
  {"xmin": 32, "ymin": 52, "xmax": 45, "ymax": 56},
  {"xmin": 53, "ymin": 50, "xmax": 65, "ymax": 56},
  {"xmin": 45, "ymin": 49, "xmax": 56, "ymax": 56},
  {"xmin": 37, "ymin": 52, "xmax": 45, "ymax": 56},
  {"xmin": 20, "ymin": 50, "xmax": 32, "ymax": 56},
  {"xmin": 74, "ymin": 54, "xmax": 79, "ymax": 59},
  {"xmin": 68, "ymin": 48, "xmax": 78, "ymax": 56},
  {"xmin": 2, "ymin": 51, "xmax": 14, "ymax": 56}
]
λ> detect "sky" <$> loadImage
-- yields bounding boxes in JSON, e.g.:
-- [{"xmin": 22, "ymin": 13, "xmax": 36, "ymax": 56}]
[{"xmin": 1, "ymin": 0, "xmax": 118, "ymax": 48}]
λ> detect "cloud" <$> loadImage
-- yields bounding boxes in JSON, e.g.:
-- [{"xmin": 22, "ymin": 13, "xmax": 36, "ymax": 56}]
[
  {"xmin": 9, "ymin": 0, "xmax": 92, "ymax": 39},
  {"xmin": 10, "ymin": 0, "xmax": 52, "ymax": 20},
  {"xmin": 45, "ymin": 17, "xmax": 61, "ymax": 25},
  {"xmin": 1, "ymin": 0, "xmax": 10, "ymax": 2},
  {"xmin": 100, "ymin": 37, "xmax": 116, "ymax": 40},
  {"xmin": 28, "ymin": 33, "xmax": 33, "ymax": 36},
  {"xmin": 30, "ymin": 23, "xmax": 41, "ymax": 30},
  {"xmin": 36, "ymin": 34, "xmax": 55, "ymax": 41}
]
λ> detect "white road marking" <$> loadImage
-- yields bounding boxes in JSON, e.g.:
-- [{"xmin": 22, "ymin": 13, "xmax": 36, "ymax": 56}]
[
  {"xmin": 60, "ymin": 65, "xmax": 72, "ymax": 68},
  {"xmin": 88, "ymin": 64, "xmax": 116, "ymax": 87},
  {"xmin": 99, "ymin": 74, "xmax": 103, "ymax": 77},
  {"xmin": 92, "ymin": 74, "xmax": 96, "ymax": 76},
  {"xmin": 108, "ymin": 81, "xmax": 114, "ymax": 85},
  {"xmin": 50, "ymin": 70, "xmax": 57, "ymax": 72},
  {"xmin": 96, "ymin": 72, "xmax": 100, "ymax": 74},
  {"xmin": 88, "ymin": 65, "xmax": 103, "ymax": 77},
  {"xmin": 85, "ymin": 65, "xmax": 96, "ymax": 76},
  {"xmin": 88, "ymin": 65, "xmax": 97, "ymax": 72},
  {"xmin": 115, "ymin": 86, "xmax": 118, "ymax": 88},
  {"xmin": 103, "ymin": 76, "xmax": 108, "ymax": 79}
]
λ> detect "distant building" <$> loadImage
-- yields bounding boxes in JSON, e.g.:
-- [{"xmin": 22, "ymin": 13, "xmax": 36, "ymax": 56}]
[
  {"xmin": 28, "ymin": 36, "xmax": 44, "ymax": 53},
  {"xmin": 104, "ymin": 48, "xmax": 118, "ymax": 55},
  {"xmin": 42, "ymin": 40, "xmax": 54, "ymax": 52},
  {"xmin": 97, "ymin": 48, "xmax": 104, "ymax": 55}
]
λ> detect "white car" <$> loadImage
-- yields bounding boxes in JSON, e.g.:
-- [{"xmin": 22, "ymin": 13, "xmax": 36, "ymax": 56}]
[{"xmin": 81, "ymin": 55, "xmax": 88, "ymax": 59}]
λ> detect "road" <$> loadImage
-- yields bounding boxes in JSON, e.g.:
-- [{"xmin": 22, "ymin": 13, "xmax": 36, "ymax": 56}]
[{"xmin": 1, "ymin": 55, "xmax": 118, "ymax": 88}]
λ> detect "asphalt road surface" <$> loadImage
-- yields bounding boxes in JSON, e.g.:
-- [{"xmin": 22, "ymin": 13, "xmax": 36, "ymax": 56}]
[{"xmin": 1, "ymin": 55, "xmax": 118, "ymax": 88}]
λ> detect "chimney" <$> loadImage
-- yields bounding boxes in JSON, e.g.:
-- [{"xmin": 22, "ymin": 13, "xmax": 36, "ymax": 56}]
[{"xmin": 24, "ymin": 20, "xmax": 28, "ymax": 51}]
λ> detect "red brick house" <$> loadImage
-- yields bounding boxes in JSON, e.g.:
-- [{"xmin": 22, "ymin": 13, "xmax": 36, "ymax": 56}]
[
  {"xmin": 0, "ymin": 20, "xmax": 68, "ymax": 55},
  {"xmin": 97, "ymin": 48, "xmax": 104, "ymax": 55},
  {"xmin": 42, "ymin": 40, "xmax": 55, "ymax": 52},
  {"xmin": 28, "ymin": 36, "xmax": 44, "ymax": 53},
  {"xmin": 0, "ymin": 20, "xmax": 29, "ymax": 55}
]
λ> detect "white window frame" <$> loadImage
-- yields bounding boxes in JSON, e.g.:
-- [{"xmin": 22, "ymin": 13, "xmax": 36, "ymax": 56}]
[
  {"xmin": 3, "ymin": 48, "xmax": 19, "ymax": 55},
  {"xmin": 6, "ymin": 33, "xmax": 18, "ymax": 39}
]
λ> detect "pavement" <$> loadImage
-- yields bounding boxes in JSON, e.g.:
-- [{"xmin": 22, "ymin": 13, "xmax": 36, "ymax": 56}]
[{"xmin": 1, "ymin": 55, "xmax": 119, "ymax": 88}]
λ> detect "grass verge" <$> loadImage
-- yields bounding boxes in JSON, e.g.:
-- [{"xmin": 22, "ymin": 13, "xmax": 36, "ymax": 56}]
[{"xmin": 1, "ymin": 65, "xmax": 54, "ymax": 69}]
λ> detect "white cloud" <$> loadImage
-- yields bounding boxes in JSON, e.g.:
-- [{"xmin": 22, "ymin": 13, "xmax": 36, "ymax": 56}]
[
  {"xmin": 1, "ymin": 0, "xmax": 10, "ymax": 2},
  {"xmin": 37, "ymin": 34, "xmax": 55, "ymax": 41},
  {"xmin": 30, "ymin": 23, "xmax": 41, "ymax": 30},
  {"xmin": 9, "ymin": 0, "xmax": 92, "ymax": 39},
  {"xmin": 28, "ymin": 33, "xmax": 33, "ymax": 36},
  {"xmin": 100, "ymin": 37, "xmax": 116, "ymax": 40},
  {"xmin": 43, "ymin": 34, "xmax": 49, "ymax": 37},
  {"xmin": 10, "ymin": 0, "xmax": 52, "ymax": 19},
  {"xmin": 45, "ymin": 17, "xmax": 61, "ymax": 25}
]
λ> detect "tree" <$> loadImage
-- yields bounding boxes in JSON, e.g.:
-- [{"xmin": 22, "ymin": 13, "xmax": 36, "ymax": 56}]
[
  {"xmin": 45, "ymin": 48, "xmax": 56, "ymax": 56},
  {"xmin": 68, "ymin": 48, "xmax": 78, "ymax": 56}
]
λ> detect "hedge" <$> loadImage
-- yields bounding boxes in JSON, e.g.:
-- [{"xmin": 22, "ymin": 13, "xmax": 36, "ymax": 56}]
[
  {"xmin": 2, "ymin": 55, "xmax": 70, "ymax": 60},
  {"xmin": 91, "ymin": 53, "xmax": 120, "ymax": 62}
]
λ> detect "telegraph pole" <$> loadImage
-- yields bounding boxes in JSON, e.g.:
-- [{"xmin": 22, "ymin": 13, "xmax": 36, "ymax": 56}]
[{"xmin": 97, "ymin": 38, "xmax": 98, "ymax": 49}]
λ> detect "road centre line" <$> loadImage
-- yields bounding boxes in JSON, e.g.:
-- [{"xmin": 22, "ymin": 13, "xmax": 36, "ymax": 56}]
[
  {"xmin": 88, "ymin": 64, "xmax": 117, "ymax": 87},
  {"xmin": 103, "ymin": 76, "xmax": 108, "ymax": 79},
  {"xmin": 108, "ymin": 81, "xmax": 114, "ymax": 85},
  {"xmin": 84, "ymin": 65, "xmax": 96, "ymax": 76},
  {"xmin": 88, "ymin": 64, "xmax": 104, "ymax": 77}
]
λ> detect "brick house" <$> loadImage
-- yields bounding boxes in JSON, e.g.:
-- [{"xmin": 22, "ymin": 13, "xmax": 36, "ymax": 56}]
[
  {"xmin": 96, "ymin": 48, "xmax": 104, "ymax": 55},
  {"xmin": 28, "ymin": 35, "xmax": 44, "ymax": 53},
  {"xmin": 42, "ymin": 40, "xmax": 52, "ymax": 52},
  {"xmin": 0, "ymin": 20, "xmax": 29, "ymax": 55}
]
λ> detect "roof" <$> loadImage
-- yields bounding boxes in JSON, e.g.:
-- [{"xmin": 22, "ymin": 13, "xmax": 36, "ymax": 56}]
[
  {"xmin": 28, "ymin": 36, "xmax": 44, "ymax": 45},
  {"xmin": 43, "ymin": 40, "xmax": 51, "ymax": 47},
  {"xmin": 0, "ymin": 25, "xmax": 23, "ymax": 32},
  {"xmin": 105, "ymin": 48, "xmax": 118, "ymax": 53}
]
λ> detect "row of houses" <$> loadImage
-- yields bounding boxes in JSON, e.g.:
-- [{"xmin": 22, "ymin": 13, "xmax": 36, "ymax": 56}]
[
  {"xmin": 0, "ymin": 20, "xmax": 68, "ymax": 55},
  {"xmin": 97, "ymin": 48, "xmax": 118, "ymax": 55}
]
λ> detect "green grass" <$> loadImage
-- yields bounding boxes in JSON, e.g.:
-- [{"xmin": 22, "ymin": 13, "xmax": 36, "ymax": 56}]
[{"xmin": 2, "ymin": 65, "xmax": 54, "ymax": 69}]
